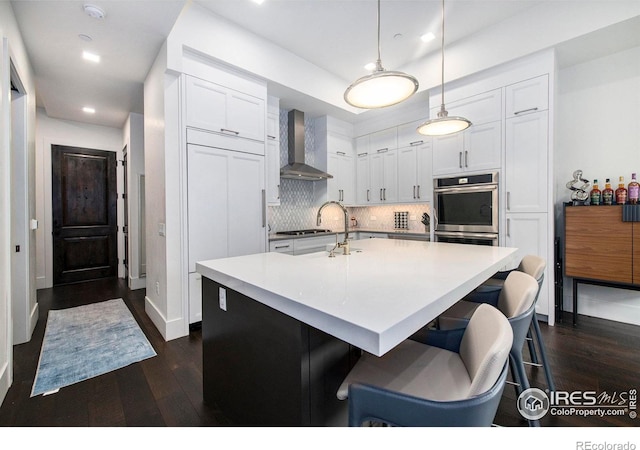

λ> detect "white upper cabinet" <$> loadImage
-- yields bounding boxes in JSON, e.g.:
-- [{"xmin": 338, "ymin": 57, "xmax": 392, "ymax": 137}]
[
  {"xmin": 327, "ymin": 149, "xmax": 355, "ymax": 204},
  {"xmin": 432, "ymin": 121, "xmax": 501, "ymax": 176},
  {"xmin": 397, "ymin": 119, "xmax": 427, "ymax": 149},
  {"xmin": 369, "ymin": 149, "xmax": 398, "ymax": 204},
  {"xmin": 185, "ymin": 75, "xmax": 265, "ymax": 152},
  {"xmin": 369, "ymin": 127, "xmax": 397, "ymax": 153},
  {"xmin": 505, "ymin": 110, "xmax": 549, "ymax": 213},
  {"xmin": 505, "ymin": 75, "xmax": 549, "ymax": 118},
  {"xmin": 397, "ymin": 141, "xmax": 432, "ymax": 203},
  {"xmin": 314, "ymin": 116, "xmax": 356, "ymax": 205},
  {"xmin": 356, "ymin": 152, "xmax": 371, "ymax": 204},
  {"xmin": 431, "ymin": 89, "xmax": 502, "ymax": 125}
]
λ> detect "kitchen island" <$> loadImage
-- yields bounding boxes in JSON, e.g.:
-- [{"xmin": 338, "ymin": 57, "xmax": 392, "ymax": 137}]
[{"xmin": 197, "ymin": 239, "xmax": 517, "ymax": 426}]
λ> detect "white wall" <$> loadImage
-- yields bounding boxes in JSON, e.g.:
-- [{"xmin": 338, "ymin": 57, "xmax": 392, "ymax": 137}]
[
  {"xmin": 555, "ymin": 45, "xmax": 640, "ymax": 325},
  {"xmin": 0, "ymin": 0, "xmax": 37, "ymax": 407},
  {"xmin": 35, "ymin": 109, "xmax": 123, "ymax": 289}
]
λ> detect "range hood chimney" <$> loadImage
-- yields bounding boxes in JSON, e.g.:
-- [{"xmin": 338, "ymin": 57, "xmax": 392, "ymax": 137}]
[{"xmin": 280, "ymin": 109, "xmax": 333, "ymax": 181}]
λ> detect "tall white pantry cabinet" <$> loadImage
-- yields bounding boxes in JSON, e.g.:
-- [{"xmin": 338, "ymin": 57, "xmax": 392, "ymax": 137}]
[{"xmin": 184, "ymin": 73, "xmax": 268, "ymax": 324}]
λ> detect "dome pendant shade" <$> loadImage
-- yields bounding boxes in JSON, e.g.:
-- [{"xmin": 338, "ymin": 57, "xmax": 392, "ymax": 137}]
[
  {"xmin": 417, "ymin": 107, "xmax": 471, "ymax": 136},
  {"xmin": 344, "ymin": 67, "xmax": 419, "ymax": 109}
]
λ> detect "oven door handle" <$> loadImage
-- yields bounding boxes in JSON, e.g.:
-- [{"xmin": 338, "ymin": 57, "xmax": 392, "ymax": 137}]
[
  {"xmin": 434, "ymin": 184, "xmax": 498, "ymax": 194},
  {"xmin": 435, "ymin": 231, "xmax": 499, "ymax": 240}
]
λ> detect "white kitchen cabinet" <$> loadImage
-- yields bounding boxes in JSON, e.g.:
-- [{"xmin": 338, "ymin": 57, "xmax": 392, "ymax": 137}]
[
  {"xmin": 327, "ymin": 150, "xmax": 355, "ymax": 204},
  {"xmin": 266, "ymin": 97, "xmax": 280, "ymax": 205},
  {"xmin": 505, "ymin": 111, "xmax": 548, "ymax": 213},
  {"xmin": 432, "ymin": 120, "xmax": 501, "ymax": 176},
  {"xmin": 397, "ymin": 141, "xmax": 433, "ymax": 203},
  {"xmin": 504, "ymin": 212, "xmax": 550, "ymax": 316},
  {"xmin": 396, "ymin": 119, "xmax": 427, "ymax": 149},
  {"xmin": 369, "ymin": 127, "xmax": 397, "ymax": 153},
  {"xmin": 356, "ymin": 152, "xmax": 371, "ymax": 204},
  {"xmin": 370, "ymin": 149, "xmax": 398, "ymax": 203},
  {"xmin": 431, "ymin": 89, "xmax": 502, "ymax": 126},
  {"xmin": 187, "ymin": 143, "xmax": 266, "ymax": 274},
  {"xmin": 505, "ymin": 75, "xmax": 548, "ymax": 118},
  {"xmin": 356, "ymin": 232, "xmax": 388, "ymax": 239},
  {"xmin": 269, "ymin": 239, "xmax": 294, "ymax": 255},
  {"xmin": 185, "ymin": 75, "xmax": 265, "ymax": 146}
]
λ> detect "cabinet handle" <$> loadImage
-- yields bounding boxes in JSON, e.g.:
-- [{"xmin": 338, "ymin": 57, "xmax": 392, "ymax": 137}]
[
  {"xmin": 507, "ymin": 218, "xmax": 511, "ymax": 237},
  {"xmin": 514, "ymin": 107, "xmax": 538, "ymax": 115},
  {"xmin": 220, "ymin": 128, "xmax": 240, "ymax": 135},
  {"xmin": 410, "ymin": 140, "xmax": 424, "ymax": 146},
  {"xmin": 336, "ymin": 151, "xmax": 346, "ymax": 156},
  {"xmin": 261, "ymin": 189, "xmax": 266, "ymax": 228},
  {"xmin": 377, "ymin": 148, "xmax": 389, "ymax": 153},
  {"xmin": 465, "ymin": 150, "xmax": 468, "ymax": 168},
  {"xmin": 413, "ymin": 186, "xmax": 416, "ymax": 199},
  {"xmin": 507, "ymin": 192, "xmax": 511, "ymax": 211},
  {"xmin": 380, "ymin": 189, "xmax": 383, "ymax": 201},
  {"xmin": 417, "ymin": 185, "xmax": 421, "ymax": 199},
  {"xmin": 367, "ymin": 189, "xmax": 370, "ymax": 202},
  {"xmin": 267, "ymin": 135, "xmax": 277, "ymax": 140},
  {"xmin": 383, "ymin": 188, "xmax": 386, "ymax": 201},
  {"xmin": 358, "ymin": 152, "xmax": 368, "ymax": 157},
  {"xmin": 277, "ymin": 184, "xmax": 280, "ymax": 200},
  {"xmin": 459, "ymin": 152, "xmax": 463, "ymax": 168},
  {"xmin": 274, "ymin": 244, "xmax": 291, "ymax": 249}
]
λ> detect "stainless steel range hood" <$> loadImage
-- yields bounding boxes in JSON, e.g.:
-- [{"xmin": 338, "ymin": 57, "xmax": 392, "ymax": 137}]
[{"xmin": 280, "ymin": 109, "xmax": 333, "ymax": 181}]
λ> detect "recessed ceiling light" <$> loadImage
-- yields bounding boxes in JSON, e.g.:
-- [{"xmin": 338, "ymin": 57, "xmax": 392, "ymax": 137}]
[
  {"xmin": 83, "ymin": 4, "xmax": 105, "ymax": 20},
  {"xmin": 78, "ymin": 34, "xmax": 92, "ymax": 42},
  {"xmin": 421, "ymin": 32, "xmax": 436, "ymax": 43},
  {"xmin": 82, "ymin": 51, "xmax": 100, "ymax": 63},
  {"xmin": 82, "ymin": 107, "xmax": 96, "ymax": 114}
]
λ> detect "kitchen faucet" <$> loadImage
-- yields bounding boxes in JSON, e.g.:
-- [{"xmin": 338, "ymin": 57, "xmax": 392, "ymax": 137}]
[{"xmin": 316, "ymin": 201, "xmax": 350, "ymax": 256}]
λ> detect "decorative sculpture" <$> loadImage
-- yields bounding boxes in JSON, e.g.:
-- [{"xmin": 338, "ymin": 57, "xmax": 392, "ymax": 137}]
[{"xmin": 566, "ymin": 169, "xmax": 590, "ymax": 204}]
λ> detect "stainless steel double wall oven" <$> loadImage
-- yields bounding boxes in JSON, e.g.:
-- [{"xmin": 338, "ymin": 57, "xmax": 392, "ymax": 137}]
[{"xmin": 433, "ymin": 172, "xmax": 499, "ymax": 246}]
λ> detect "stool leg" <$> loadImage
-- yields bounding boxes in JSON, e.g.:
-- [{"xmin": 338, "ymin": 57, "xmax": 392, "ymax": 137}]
[
  {"xmin": 531, "ymin": 312, "xmax": 556, "ymax": 392},
  {"xmin": 526, "ymin": 327, "xmax": 539, "ymax": 364}
]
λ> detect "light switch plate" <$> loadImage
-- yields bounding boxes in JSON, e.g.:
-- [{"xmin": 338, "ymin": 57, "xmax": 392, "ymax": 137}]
[{"xmin": 219, "ymin": 287, "xmax": 227, "ymax": 311}]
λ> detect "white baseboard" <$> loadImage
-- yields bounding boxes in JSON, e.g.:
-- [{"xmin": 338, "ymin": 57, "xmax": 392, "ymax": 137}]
[
  {"xmin": 128, "ymin": 275, "xmax": 146, "ymax": 291},
  {"xmin": 36, "ymin": 276, "xmax": 46, "ymax": 290},
  {"xmin": 29, "ymin": 303, "xmax": 39, "ymax": 338},
  {"xmin": 144, "ymin": 296, "xmax": 187, "ymax": 341},
  {"xmin": 0, "ymin": 359, "xmax": 10, "ymax": 408}
]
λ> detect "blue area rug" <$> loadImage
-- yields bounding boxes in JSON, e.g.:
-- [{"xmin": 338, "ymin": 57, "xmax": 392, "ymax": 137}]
[{"xmin": 31, "ymin": 298, "xmax": 156, "ymax": 397}]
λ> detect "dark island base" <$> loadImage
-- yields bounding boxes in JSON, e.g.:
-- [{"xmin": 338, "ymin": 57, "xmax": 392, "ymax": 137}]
[{"xmin": 202, "ymin": 277, "xmax": 360, "ymax": 426}]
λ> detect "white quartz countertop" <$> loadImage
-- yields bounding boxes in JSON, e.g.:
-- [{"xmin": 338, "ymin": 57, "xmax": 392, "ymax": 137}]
[{"xmin": 196, "ymin": 239, "xmax": 517, "ymax": 356}]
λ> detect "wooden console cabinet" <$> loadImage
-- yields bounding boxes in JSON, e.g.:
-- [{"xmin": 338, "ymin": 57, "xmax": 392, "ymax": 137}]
[{"xmin": 564, "ymin": 205, "xmax": 640, "ymax": 324}]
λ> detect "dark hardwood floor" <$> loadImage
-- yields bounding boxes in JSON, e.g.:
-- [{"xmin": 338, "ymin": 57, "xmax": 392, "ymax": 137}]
[{"xmin": 1, "ymin": 277, "xmax": 638, "ymax": 427}]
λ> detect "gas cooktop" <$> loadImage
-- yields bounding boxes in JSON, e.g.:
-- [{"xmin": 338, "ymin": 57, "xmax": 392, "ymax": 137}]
[{"xmin": 275, "ymin": 229, "xmax": 333, "ymax": 236}]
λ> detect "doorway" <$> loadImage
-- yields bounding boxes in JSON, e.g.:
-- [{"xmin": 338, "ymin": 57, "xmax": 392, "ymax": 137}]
[{"xmin": 51, "ymin": 145, "xmax": 117, "ymax": 285}]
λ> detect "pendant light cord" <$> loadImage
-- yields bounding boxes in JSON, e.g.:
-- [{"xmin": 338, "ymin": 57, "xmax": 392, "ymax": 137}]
[{"xmin": 376, "ymin": 0, "xmax": 382, "ymax": 68}]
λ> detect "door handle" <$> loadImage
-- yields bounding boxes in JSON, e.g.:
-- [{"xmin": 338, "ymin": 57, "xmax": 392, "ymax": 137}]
[{"xmin": 459, "ymin": 152, "xmax": 462, "ymax": 168}]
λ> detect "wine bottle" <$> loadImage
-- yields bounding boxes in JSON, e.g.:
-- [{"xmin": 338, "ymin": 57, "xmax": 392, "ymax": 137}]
[
  {"xmin": 589, "ymin": 179, "xmax": 601, "ymax": 205},
  {"xmin": 615, "ymin": 176, "xmax": 627, "ymax": 205},
  {"xmin": 602, "ymin": 179, "xmax": 614, "ymax": 205},
  {"xmin": 628, "ymin": 173, "xmax": 639, "ymax": 205}
]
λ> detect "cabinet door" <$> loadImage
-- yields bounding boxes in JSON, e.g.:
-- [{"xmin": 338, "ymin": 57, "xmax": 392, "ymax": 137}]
[
  {"xmin": 396, "ymin": 120, "xmax": 425, "ymax": 149},
  {"xmin": 397, "ymin": 146, "xmax": 418, "ymax": 203},
  {"xmin": 505, "ymin": 111, "xmax": 548, "ymax": 213},
  {"xmin": 505, "ymin": 212, "xmax": 549, "ymax": 315},
  {"xmin": 185, "ymin": 76, "xmax": 227, "ymax": 133},
  {"xmin": 356, "ymin": 154, "xmax": 371, "ymax": 204},
  {"xmin": 267, "ymin": 111, "xmax": 279, "ymax": 141},
  {"xmin": 432, "ymin": 132, "xmax": 464, "ymax": 176},
  {"xmin": 464, "ymin": 121, "xmax": 501, "ymax": 173},
  {"xmin": 505, "ymin": 75, "xmax": 549, "ymax": 118},
  {"xmin": 227, "ymin": 90, "xmax": 265, "ymax": 142},
  {"xmin": 369, "ymin": 128, "xmax": 397, "ymax": 153},
  {"xmin": 416, "ymin": 141, "xmax": 433, "ymax": 203},
  {"xmin": 326, "ymin": 152, "xmax": 340, "ymax": 202},
  {"xmin": 187, "ymin": 144, "xmax": 230, "ymax": 272},
  {"xmin": 339, "ymin": 154, "xmax": 355, "ymax": 205},
  {"xmin": 369, "ymin": 153, "xmax": 384, "ymax": 204},
  {"xmin": 635, "ymin": 223, "xmax": 640, "ymax": 284},
  {"xmin": 383, "ymin": 149, "xmax": 398, "ymax": 203},
  {"xmin": 266, "ymin": 138, "xmax": 280, "ymax": 205},
  {"xmin": 228, "ymin": 152, "xmax": 266, "ymax": 257}
]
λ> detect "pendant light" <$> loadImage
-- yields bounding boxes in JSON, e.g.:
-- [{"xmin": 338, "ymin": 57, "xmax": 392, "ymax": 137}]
[
  {"xmin": 417, "ymin": 0, "xmax": 471, "ymax": 136},
  {"xmin": 344, "ymin": 0, "xmax": 418, "ymax": 109}
]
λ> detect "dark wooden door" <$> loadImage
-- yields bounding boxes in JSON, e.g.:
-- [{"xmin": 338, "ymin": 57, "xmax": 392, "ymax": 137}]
[{"xmin": 52, "ymin": 145, "xmax": 117, "ymax": 285}]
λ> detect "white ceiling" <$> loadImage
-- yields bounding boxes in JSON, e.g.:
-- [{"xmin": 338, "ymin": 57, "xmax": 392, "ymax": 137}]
[{"xmin": 8, "ymin": 0, "xmax": 640, "ymax": 129}]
